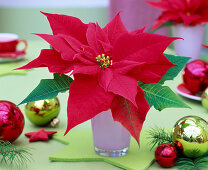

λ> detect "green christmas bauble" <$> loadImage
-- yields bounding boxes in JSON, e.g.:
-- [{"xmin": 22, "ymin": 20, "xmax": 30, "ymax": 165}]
[
  {"xmin": 25, "ymin": 97, "xmax": 60, "ymax": 126},
  {"xmin": 201, "ymin": 88, "xmax": 208, "ymax": 110},
  {"xmin": 173, "ymin": 116, "xmax": 208, "ymax": 158}
]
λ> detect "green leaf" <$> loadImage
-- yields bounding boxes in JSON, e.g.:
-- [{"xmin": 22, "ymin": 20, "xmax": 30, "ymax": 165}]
[
  {"xmin": 19, "ymin": 73, "xmax": 73, "ymax": 105},
  {"xmin": 139, "ymin": 83, "xmax": 191, "ymax": 111},
  {"xmin": 159, "ymin": 54, "xmax": 191, "ymax": 84}
]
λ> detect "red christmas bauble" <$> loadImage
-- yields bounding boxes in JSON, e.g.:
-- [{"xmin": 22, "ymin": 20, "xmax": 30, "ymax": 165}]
[
  {"xmin": 0, "ymin": 101, "xmax": 24, "ymax": 142},
  {"xmin": 155, "ymin": 143, "xmax": 178, "ymax": 168},
  {"xmin": 183, "ymin": 60, "xmax": 208, "ymax": 93},
  {"xmin": 174, "ymin": 141, "xmax": 183, "ymax": 155}
]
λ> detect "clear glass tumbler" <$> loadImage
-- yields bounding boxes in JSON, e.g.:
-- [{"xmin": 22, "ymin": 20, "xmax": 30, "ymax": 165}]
[{"xmin": 91, "ymin": 109, "xmax": 131, "ymax": 157}]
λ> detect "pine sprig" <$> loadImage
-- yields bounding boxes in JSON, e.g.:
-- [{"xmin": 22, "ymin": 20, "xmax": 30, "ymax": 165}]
[
  {"xmin": 147, "ymin": 128, "xmax": 208, "ymax": 170},
  {"xmin": 176, "ymin": 153, "xmax": 208, "ymax": 170},
  {"xmin": 0, "ymin": 140, "xmax": 32, "ymax": 168},
  {"xmin": 146, "ymin": 128, "xmax": 173, "ymax": 150}
]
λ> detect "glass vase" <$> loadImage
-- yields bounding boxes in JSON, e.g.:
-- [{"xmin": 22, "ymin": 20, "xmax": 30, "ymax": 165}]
[
  {"xmin": 109, "ymin": 0, "xmax": 169, "ymax": 36},
  {"xmin": 173, "ymin": 24, "xmax": 206, "ymax": 62},
  {"xmin": 91, "ymin": 109, "xmax": 131, "ymax": 157}
]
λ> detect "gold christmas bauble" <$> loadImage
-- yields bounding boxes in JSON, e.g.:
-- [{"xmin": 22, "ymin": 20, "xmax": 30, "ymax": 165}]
[
  {"xmin": 201, "ymin": 88, "xmax": 208, "ymax": 110},
  {"xmin": 173, "ymin": 116, "xmax": 208, "ymax": 158},
  {"xmin": 25, "ymin": 97, "xmax": 60, "ymax": 126}
]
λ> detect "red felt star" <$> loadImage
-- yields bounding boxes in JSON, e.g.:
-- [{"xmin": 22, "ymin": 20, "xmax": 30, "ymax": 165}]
[{"xmin": 25, "ymin": 128, "xmax": 57, "ymax": 142}]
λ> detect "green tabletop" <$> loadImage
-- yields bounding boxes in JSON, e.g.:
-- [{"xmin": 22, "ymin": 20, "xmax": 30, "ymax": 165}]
[{"xmin": 0, "ymin": 40, "xmax": 207, "ymax": 170}]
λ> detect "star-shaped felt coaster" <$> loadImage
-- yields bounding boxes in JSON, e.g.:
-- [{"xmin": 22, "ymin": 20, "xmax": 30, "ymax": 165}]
[
  {"xmin": 25, "ymin": 128, "xmax": 57, "ymax": 142},
  {"xmin": 49, "ymin": 130, "xmax": 154, "ymax": 170}
]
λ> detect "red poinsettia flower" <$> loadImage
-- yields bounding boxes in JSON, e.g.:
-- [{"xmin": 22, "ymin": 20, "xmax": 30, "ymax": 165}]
[
  {"xmin": 203, "ymin": 44, "xmax": 208, "ymax": 48},
  {"xmin": 147, "ymin": 0, "xmax": 208, "ymax": 31},
  {"xmin": 17, "ymin": 12, "xmax": 178, "ymax": 144}
]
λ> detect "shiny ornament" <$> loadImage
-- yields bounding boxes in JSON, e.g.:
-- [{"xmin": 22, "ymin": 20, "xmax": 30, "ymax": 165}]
[
  {"xmin": 173, "ymin": 115, "xmax": 208, "ymax": 158},
  {"xmin": 201, "ymin": 88, "xmax": 208, "ymax": 110},
  {"xmin": 25, "ymin": 97, "xmax": 60, "ymax": 126},
  {"xmin": 0, "ymin": 101, "xmax": 24, "ymax": 142},
  {"xmin": 155, "ymin": 143, "xmax": 178, "ymax": 168},
  {"xmin": 183, "ymin": 60, "xmax": 208, "ymax": 93},
  {"xmin": 174, "ymin": 141, "xmax": 183, "ymax": 155}
]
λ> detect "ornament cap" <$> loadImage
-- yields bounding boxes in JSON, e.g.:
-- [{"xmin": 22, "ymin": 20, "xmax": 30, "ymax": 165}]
[{"xmin": 50, "ymin": 118, "xmax": 60, "ymax": 128}]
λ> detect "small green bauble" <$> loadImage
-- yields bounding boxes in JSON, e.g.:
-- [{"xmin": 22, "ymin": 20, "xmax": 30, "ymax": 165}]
[
  {"xmin": 173, "ymin": 116, "xmax": 208, "ymax": 158},
  {"xmin": 25, "ymin": 97, "xmax": 60, "ymax": 126},
  {"xmin": 201, "ymin": 88, "xmax": 208, "ymax": 110}
]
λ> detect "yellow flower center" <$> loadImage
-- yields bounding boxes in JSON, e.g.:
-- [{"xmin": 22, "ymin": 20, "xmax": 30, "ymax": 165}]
[
  {"xmin": 186, "ymin": 12, "xmax": 191, "ymax": 16},
  {"xmin": 96, "ymin": 54, "xmax": 112, "ymax": 69}
]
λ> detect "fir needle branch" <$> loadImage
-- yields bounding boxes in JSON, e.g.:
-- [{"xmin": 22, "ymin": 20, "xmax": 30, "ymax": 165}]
[
  {"xmin": 176, "ymin": 154, "xmax": 208, "ymax": 170},
  {"xmin": 146, "ymin": 128, "xmax": 208, "ymax": 169},
  {"xmin": 146, "ymin": 128, "xmax": 173, "ymax": 150},
  {"xmin": 0, "ymin": 140, "xmax": 32, "ymax": 168}
]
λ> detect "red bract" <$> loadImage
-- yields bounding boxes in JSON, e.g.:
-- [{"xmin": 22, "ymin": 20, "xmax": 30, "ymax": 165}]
[
  {"xmin": 203, "ymin": 44, "xmax": 208, "ymax": 48},
  {"xmin": 147, "ymin": 0, "xmax": 208, "ymax": 31},
  {"xmin": 17, "ymin": 12, "xmax": 177, "ymax": 145}
]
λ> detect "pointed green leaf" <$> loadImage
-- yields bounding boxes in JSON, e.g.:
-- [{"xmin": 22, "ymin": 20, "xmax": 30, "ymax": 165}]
[
  {"xmin": 19, "ymin": 73, "xmax": 73, "ymax": 105},
  {"xmin": 159, "ymin": 54, "xmax": 191, "ymax": 84},
  {"xmin": 139, "ymin": 83, "xmax": 191, "ymax": 111}
]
